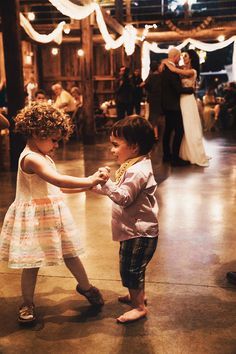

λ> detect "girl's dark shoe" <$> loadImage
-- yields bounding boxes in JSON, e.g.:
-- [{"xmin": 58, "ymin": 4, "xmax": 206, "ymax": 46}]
[
  {"xmin": 76, "ymin": 285, "xmax": 104, "ymax": 306},
  {"xmin": 18, "ymin": 303, "xmax": 36, "ymax": 324}
]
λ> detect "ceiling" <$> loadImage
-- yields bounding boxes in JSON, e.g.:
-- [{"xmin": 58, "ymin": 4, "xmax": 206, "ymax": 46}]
[{"xmin": 18, "ymin": 0, "xmax": 236, "ymax": 31}]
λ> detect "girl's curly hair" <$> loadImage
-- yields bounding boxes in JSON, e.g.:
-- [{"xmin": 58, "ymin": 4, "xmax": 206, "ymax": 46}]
[{"xmin": 14, "ymin": 102, "xmax": 74, "ymax": 140}]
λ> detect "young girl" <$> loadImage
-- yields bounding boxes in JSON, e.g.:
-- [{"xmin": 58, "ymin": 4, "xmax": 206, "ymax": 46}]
[
  {"xmin": 95, "ymin": 115, "xmax": 159, "ymax": 323},
  {"xmin": 0, "ymin": 103, "xmax": 108, "ymax": 324}
]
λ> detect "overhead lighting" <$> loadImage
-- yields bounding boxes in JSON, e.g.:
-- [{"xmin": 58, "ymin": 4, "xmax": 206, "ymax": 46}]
[
  {"xmin": 77, "ymin": 49, "xmax": 84, "ymax": 57},
  {"xmin": 51, "ymin": 48, "xmax": 59, "ymax": 55},
  {"xmin": 27, "ymin": 12, "xmax": 35, "ymax": 21},
  {"xmin": 217, "ymin": 35, "xmax": 225, "ymax": 42},
  {"xmin": 63, "ymin": 24, "xmax": 71, "ymax": 34}
]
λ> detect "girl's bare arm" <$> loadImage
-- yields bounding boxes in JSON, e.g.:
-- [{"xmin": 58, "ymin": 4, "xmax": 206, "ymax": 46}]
[{"xmin": 22, "ymin": 153, "xmax": 108, "ymax": 188}]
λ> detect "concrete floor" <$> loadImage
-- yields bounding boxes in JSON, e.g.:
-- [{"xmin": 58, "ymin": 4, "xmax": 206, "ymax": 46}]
[{"xmin": 0, "ymin": 131, "xmax": 235, "ymax": 354}]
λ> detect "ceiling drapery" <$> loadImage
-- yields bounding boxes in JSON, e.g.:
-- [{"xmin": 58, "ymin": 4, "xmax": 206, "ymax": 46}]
[
  {"xmin": 20, "ymin": 13, "xmax": 65, "ymax": 44},
  {"xmin": 19, "ymin": 0, "xmax": 236, "ymax": 81}
]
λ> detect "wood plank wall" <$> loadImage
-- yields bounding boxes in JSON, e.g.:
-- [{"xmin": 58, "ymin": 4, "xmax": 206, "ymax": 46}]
[{"xmin": 36, "ymin": 42, "xmax": 141, "ymax": 107}]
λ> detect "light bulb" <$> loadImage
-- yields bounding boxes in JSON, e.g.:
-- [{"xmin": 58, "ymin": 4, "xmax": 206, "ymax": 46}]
[
  {"xmin": 77, "ymin": 49, "xmax": 84, "ymax": 57},
  {"xmin": 51, "ymin": 48, "xmax": 59, "ymax": 55},
  {"xmin": 217, "ymin": 35, "xmax": 225, "ymax": 42},
  {"xmin": 27, "ymin": 12, "xmax": 35, "ymax": 21}
]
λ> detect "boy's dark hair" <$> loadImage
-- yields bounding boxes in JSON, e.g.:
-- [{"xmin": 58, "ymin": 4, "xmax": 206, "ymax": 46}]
[{"xmin": 111, "ymin": 115, "xmax": 155, "ymax": 155}]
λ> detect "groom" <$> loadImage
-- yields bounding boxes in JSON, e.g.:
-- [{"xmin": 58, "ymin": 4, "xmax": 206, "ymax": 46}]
[{"xmin": 161, "ymin": 48, "xmax": 193, "ymax": 166}]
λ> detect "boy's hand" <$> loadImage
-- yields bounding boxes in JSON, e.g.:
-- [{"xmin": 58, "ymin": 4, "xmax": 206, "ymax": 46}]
[
  {"xmin": 89, "ymin": 167, "xmax": 110, "ymax": 186},
  {"xmin": 98, "ymin": 166, "xmax": 110, "ymax": 184},
  {"xmin": 89, "ymin": 171, "xmax": 107, "ymax": 186}
]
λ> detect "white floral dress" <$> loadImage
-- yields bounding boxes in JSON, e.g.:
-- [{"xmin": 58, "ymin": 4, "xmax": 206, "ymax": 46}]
[{"xmin": 0, "ymin": 146, "xmax": 82, "ymax": 268}]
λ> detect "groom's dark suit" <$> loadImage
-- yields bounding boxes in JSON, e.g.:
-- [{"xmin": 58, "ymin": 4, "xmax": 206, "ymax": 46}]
[{"xmin": 161, "ymin": 65, "xmax": 193, "ymax": 164}]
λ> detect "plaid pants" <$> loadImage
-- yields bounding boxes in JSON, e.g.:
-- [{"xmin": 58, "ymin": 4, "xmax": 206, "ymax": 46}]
[{"xmin": 119, "ymin": 237, "xmax": 158, "ymax": 289}]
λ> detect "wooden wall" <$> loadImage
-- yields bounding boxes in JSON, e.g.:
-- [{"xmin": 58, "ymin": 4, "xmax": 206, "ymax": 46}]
[{"xmin": 34, "ymin": 41, "xmax": 141, "ymax": 106}]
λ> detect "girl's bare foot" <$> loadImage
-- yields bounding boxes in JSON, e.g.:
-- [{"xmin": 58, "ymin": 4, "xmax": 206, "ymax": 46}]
[
  {"xmin": 118, "ymin": 294, "xmax": 147, "ymax": 305},
  {"xmin": 116, "ymin": 308, "xmax": 147, "ymax": 323}
]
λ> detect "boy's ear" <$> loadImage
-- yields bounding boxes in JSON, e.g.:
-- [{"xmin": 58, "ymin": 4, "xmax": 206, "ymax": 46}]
[{"xmin": 131, "ymin": 143, "xmax": 139, "ymax": 154}]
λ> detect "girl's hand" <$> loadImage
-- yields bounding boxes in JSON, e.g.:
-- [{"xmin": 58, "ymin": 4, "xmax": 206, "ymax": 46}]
[
  {"xmin": 98, "ymin": 166, "xmax": 110, "ymax": 185},
  {"xmin": 89, "ymin": 168, "xmax": 110, "ymax": 186}
]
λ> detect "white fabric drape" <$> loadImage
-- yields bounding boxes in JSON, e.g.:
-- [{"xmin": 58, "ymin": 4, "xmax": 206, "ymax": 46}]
[
  {"xmin": 20, "ymin": 13, "xmax": 65, "ymax": 44},
  {"xmin": 0, "ymin": 34, "xmax": 6, "ymax": 82},
  {"xmin": 48, "ymin": 0, "xmax": 138, "ymax": 55},
  {"xmin": 49, "ymin": 0, "xmax": 96, "ymax": 20},
  {"xmin": 49, "ymin": 0, "xmax": 126, "ymax": 51}
]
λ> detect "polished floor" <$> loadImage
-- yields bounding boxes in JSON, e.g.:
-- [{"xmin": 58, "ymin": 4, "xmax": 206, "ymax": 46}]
[{"xmin": 0, "ymin": 131, "xmax": 236, "ymax": 354}]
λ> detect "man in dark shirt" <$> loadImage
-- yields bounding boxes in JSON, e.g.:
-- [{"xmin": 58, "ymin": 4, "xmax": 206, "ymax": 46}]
[
  {"xmin": 115, "ymin": 67, "xmax": 133, "ymax": 120},
  {"xmin": 161, "ymin": 48, "xmax": 193, "ymax": 166}
]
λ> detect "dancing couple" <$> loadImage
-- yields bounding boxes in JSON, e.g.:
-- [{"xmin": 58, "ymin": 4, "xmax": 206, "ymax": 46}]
[{"xmin": 161, "ymin": 48, "xmax": 210, "ymax": 167}]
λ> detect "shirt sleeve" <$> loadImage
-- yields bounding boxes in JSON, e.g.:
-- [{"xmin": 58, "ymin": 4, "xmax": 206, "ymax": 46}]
[
  {"xmin": 60, "ymin": 91, "xmax": 70, "ymax": 105},
  {"xmin": 99, "ymin": 170, "xmax": 148, "ymax": 207}
]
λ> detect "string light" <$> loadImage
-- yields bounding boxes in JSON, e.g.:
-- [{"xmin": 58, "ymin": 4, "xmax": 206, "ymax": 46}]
[
  {"xmin": 63, "ymin": 24, "xmax": 71, "ymax": 34},
  {"xmin": 140, "ymin": 24, "xmax": 158, "ymax": 42},
  {"xmin": 51, "ymin": 48, "xmax": 59, "ymax": 55},
  {"xmin": 217, "ymin": 35, "xmax": 225, "ymax": 42},
  {"xmin": 77, "ymin": 49, "xmax": 84, "ymax": 57},
  {"xmin": 27, "ymin": 12, "xmax": 35, "ymax": 21}
]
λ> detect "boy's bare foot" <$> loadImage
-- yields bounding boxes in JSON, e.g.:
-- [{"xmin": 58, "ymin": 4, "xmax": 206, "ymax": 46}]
[
  {"xmin": 118, "ymin": 294, "xmax": 147, "ymax": 305},
  {"xmin": 116, "ymin": 308, "xmax": 147, "ymax": 323}
]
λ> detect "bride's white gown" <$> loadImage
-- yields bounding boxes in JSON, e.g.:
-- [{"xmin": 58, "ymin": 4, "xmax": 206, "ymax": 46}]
[{"xmin": 179, "ymin": 71, "xmax": 210, "ymax": 167}]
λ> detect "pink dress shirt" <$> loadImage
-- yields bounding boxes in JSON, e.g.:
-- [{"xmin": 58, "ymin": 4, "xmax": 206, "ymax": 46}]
[{"xmin": 97, "ymin": 158, "xmax": 159, "ymax": 241}]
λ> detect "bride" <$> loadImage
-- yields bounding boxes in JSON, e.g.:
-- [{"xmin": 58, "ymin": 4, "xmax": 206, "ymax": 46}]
[{"xmin": 163, "ymin": 49, "xmax": 210, "ymax": 167}]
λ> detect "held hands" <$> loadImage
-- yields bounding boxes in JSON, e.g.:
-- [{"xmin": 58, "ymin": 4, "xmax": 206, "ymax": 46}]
[
  {"xmin": 89, "ymin": 166, "xmax": 110, "ymax": 186},
  {"xmin": 98, "ymin": 166, "xmax": 111, "ymax": 185}
]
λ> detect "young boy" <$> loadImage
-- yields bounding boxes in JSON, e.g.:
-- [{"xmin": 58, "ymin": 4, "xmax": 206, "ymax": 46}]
[{"xmin": 96, "ymin": 115, "xmax": 159, "ymax": 323}]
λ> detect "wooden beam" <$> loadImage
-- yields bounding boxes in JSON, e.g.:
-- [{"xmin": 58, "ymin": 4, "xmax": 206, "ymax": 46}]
[
  {"xmin": 80, "ymin": 15, "xmax": 95, "ymax": 144},
  {"xmin": 100, "ymin": 7, "xmax": 124, "ymax": 35},
  {"xmin": 140, "ymin": 25, "xmax": 236, "ymax": 42},
  {"xmin": 0, "ymin": 0, "xmax": 25, "ymax": 171},
  {"xmin": 115, "ymin": 0, "xmax": 123, "ymax": 25}
]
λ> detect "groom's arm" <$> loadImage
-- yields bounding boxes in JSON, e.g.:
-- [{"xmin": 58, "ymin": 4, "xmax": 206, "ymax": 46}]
[{"xmin": 169, "ymin": 71, "xmax": 194, "ymax": 95}]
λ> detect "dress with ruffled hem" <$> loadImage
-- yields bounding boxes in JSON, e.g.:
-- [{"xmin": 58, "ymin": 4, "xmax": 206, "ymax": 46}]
[{"xmin": 0, "ymin": 148, "xmax": 83, "ymax": 269}]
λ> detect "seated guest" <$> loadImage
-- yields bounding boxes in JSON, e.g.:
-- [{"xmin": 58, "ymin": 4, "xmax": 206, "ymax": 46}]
[
  {"xmin": 34, "ymin": 89, "xmax": 47, "ymax": 103},
  {"xmin": 202, "ymin": 88, "xmax": 218, "ymax": 131},
  {"xmin": 70, "ymin": 86, "xmax": 83, "ymax": 108},
  {"xmin": 52, "ymin": 83, "xmax": 76, "ymax": 115},
  {"xmin": 70, "ymin": 86, "xmax": 84, "ymax": 138}
]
